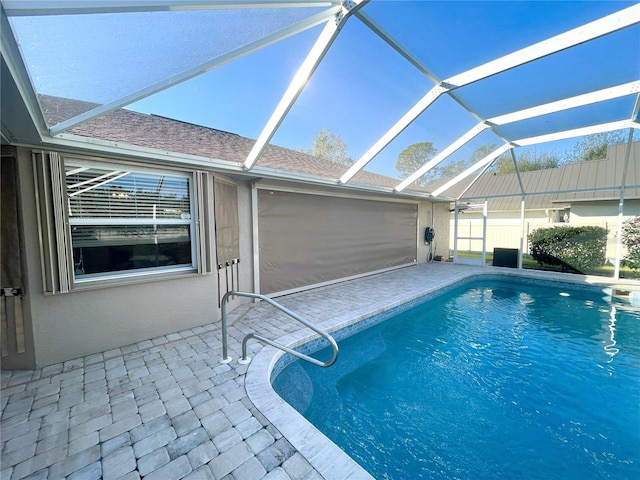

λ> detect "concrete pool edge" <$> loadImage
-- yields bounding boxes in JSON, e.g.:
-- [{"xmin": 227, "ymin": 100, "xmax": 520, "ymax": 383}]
[{"xmin": 243, "ymin": 265, "xmax": 640, "ymax": 479}]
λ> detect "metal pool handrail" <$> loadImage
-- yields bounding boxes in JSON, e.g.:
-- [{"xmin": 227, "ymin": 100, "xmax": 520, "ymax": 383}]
[{"xmin": 219, "ymin": 291, "xmax": 339, "ymax": 367}]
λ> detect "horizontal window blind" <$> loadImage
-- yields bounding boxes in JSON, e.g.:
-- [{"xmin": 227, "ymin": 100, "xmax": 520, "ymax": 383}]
[{"xmin": 65, "ymin": 164, "xmax": 191, "ymax": 221}]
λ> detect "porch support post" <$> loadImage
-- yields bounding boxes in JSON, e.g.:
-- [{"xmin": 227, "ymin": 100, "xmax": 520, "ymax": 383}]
[
  {"xmin": 519, "ymin": 196, "xmax": 526, "ymax": 270},
  {"xmin": 481, "ymin": 200, "xmax": 488, "ymax": 266},
  {"xmin": 614, "ymin": 188, "xmax": 624, "ymax": 280},
  {"xmin": 453, "ymin": 201, "xmax": 459, "ymax": 262}
]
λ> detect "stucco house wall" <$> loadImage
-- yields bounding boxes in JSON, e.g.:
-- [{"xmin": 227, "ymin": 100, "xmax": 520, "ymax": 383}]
[
  {"xmin": 5, "ymin": 144, "xmax": 441, "ymax": 368},
  {"xmin": 13, "ymin": 148, "xmax": 237, "ymax": 366}
]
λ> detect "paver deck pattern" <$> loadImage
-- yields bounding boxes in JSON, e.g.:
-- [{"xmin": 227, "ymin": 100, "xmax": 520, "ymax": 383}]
[{"xmin": 2, "ymin": 263, "xmax": 637, "ymax": 479}]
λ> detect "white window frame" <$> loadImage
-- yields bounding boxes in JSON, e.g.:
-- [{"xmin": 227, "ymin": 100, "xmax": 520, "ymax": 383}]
[{"xmin": 33, "ymin": 151, "xmax": 209, "ymax": 293}]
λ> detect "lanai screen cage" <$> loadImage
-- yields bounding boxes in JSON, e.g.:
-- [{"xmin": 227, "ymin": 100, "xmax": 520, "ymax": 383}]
[{"xmin": 2, "ymin": 0, "xmax": 639, "ymax": 278}]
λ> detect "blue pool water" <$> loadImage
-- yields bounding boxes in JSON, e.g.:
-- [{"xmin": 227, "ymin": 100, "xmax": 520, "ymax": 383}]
[{"xmin": 272, "ymin": 280, "xmax": 640, "ymax": 479}]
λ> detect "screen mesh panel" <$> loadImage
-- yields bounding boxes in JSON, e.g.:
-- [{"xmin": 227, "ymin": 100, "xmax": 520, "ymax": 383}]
[
  {"xmin": 258, "ymin": 190, "xmax": 417, "ymax": 294},
  {"xmin": 213, "ymin": 178, "xmax": 240, "ymax": 266},
  {"xmin": 9, "ymin": 6, "xmax": 328, "ymax": 126}
]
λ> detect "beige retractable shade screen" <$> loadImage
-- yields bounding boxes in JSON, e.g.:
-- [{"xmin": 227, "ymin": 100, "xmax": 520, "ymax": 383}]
[
  {"xmin": 258, "ymin": 190, "xmax": 417, "ymax": 294},
  {"xmin": 213, "ymin": 178, "xmax": 240, "ymax": 266}
]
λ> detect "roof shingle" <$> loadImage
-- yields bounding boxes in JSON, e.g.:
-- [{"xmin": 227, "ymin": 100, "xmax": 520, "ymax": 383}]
[{"xmin": 41, "ymin": 95, "xmax": 402, "ymax": 190}]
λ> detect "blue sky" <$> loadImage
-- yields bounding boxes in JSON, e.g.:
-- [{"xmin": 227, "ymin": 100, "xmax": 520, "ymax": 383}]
[{"xmin": 9, "ymin": 1, "xmax": 639, "ymax": 179}]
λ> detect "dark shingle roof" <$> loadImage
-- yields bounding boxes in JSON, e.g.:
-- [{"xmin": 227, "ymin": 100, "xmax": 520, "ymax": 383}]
[{"xmin": 41, "ymin": 95, "xmax": 401, "ymax": 190}]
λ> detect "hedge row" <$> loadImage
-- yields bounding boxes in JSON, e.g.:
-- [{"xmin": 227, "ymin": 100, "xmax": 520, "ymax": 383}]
[{"xmin": 528, "ymin": 226, "xmax": 608, "ymax": 272}]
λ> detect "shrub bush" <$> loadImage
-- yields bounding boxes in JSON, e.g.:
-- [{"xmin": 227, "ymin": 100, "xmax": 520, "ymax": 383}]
[
  {"xmin": 621, "ymin": 216, "xmax": 640, "ymax": 272},
  {"xmin": 528, "ymin": 225, "xmax": 608, "ymax": 272}
]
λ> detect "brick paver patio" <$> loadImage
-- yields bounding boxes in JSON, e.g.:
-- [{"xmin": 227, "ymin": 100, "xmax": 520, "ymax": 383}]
[{"xmin": 2, "ymin": 263, "xmax": 636, "ymax": 479}]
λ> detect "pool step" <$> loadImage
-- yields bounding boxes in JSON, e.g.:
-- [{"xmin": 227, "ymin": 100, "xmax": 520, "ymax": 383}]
[{"xmin": 604, "ymin": 287, "xmax": 640, "ymax": 307}]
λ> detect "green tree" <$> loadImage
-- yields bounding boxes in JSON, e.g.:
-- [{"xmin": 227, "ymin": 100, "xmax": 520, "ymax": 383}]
[
  {"xmin": 306, "ymin": 128, "xmax": 354, "ymax": 166},
  {"xmin": 470, "ymin": 143, "xmax": 499, "ymax": 164},
  {"xmin": 494, "ymin": 149, "xmax": 559, "ymax": 175},
  {"xmin": 437, "ymin": 159, "xmax": 470, "ymax": 178},
  {"xmin": 567, "ymin": 131, "xmax": 628, "ymax": 163},
  {"xmin": 395, "ymin": 142, "xmax": 438, "ymax": 186},
  {"xmin": 396, "ymin": 142, "xmax": 505, "ymax": 185},
  {"xmin": 621, "ymin": 216, "xmax": 640, "ymax": 272},
  {"xmin": 470, "ymin": 143, "xmax": 512, "ymax": 174}
]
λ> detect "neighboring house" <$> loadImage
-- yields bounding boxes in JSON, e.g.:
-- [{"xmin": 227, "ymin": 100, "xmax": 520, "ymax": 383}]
[
  {"xmin": 1, "ymin": 95, "xmax": 450, "ymax": 368},
  {"xmin": 432, "ymin": 142, "xmax": 640, "ymax": 259}
]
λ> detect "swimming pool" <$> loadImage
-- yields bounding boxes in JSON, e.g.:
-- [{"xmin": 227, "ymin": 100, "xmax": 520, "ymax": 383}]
[{"xmin": 272, "ymin": 279, "xmax": 640, "ymax": 479}]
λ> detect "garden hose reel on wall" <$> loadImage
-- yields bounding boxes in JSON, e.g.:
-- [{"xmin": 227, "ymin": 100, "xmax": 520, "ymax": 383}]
[{"xmin": 424, "ymin": 227, "xmax": 435, "ymax": 262}]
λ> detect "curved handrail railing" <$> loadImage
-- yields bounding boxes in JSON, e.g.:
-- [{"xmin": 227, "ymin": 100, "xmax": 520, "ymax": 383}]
[{"xmin": 220, "ymin": 291, "xmax": 339, "ymax": 367}]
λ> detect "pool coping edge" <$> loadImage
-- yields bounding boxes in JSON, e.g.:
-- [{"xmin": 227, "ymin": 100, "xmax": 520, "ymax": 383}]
[{"xmin": 244, "ymin": 266, "xmax": 639, "ymax": 479}]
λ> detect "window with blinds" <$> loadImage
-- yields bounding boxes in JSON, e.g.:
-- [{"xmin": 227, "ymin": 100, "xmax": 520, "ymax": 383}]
[{"xmin": 65, "ymin": 161, "xmax": 196, "ymax": 279}]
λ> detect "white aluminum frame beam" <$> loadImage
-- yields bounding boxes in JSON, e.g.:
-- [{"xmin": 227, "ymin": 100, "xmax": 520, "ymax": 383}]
[
  {"xmin": 488, "ymin": 81, "xmax": 640, "ymax": 125},
  {"xmin": 339, "ymin": 85, "xmax": 449, "ymax": 184},
  {"xmin": 0, "ymin": 5, "xmax": 49, "ymax": 138},
  {"xmin": 244, "ymin": 0, "xmax": 367, "ymax": 170},
  {"xmin": 614, "ymin": 117, "xmax": 638, "ymax": 278},
  {"xmin": 48, "ymin": 6, "xmax": 341, "ymax": 135},
  {"xmin": 394, "ymin": 123, "xmax": 490, "ymax": 192},
  {"xmin": 354, "ymin": 0, "xmax": 529, "ymax": 186},
  {"xmin": 430, "ymin": 82, "xmax": 640, "ymax": 197},
  {"xmin": 340, "ymin": 3, "xmax": 640, "ymax": 185},
  {"xmin": 433, "ymin": 119, "xmax": 636, "ymax": 198},
  {"xmin": 2, "ymin": 1, "xmax": 341, "ymax": 16},
  {"xmin": 461, "ymin": 184, "xmax": 638, "ymax": 202},
  {"xmin": 448, "ymin": 119, "xmax": 637, "ymax": 201},
  {"xmin": 431, "ymin": 143, "xmax": 513, "ymax": 197},
  {"xmin": 514, "ymin": 120, "xmax": 634, "ymax": 147},
  {"xmin": 510, "ymin": 148, "xmax": 526, "ymax": 196},
  {"xmin": 353, "ymin": 9, "xmax": 440, "ymax": 83},
  {"xmin": 446, "ymin": 4, "xmax": 640, "ymax": 88},
  {"xmin": 243, "ymin": 19, "xmax": 339, "ymax": 170}
]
